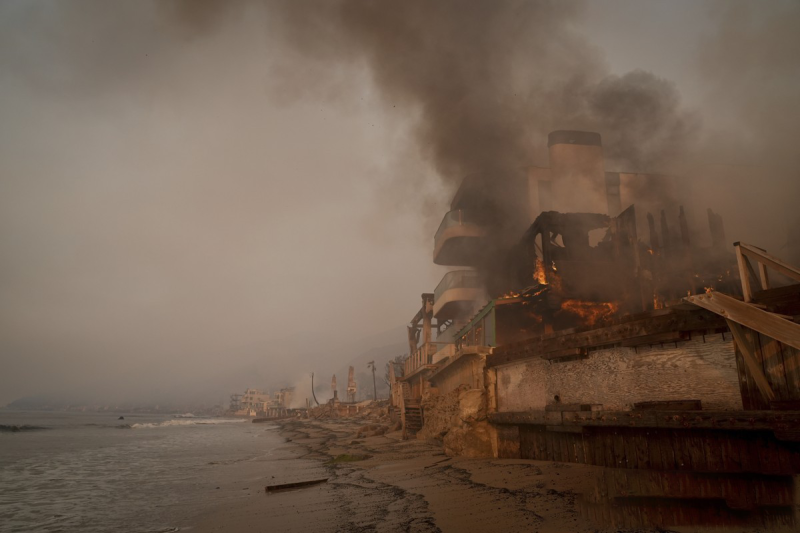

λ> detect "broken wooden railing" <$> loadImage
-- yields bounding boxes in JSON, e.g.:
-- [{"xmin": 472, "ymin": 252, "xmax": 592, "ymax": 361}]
[
  {"xmin": 685, "ymin": 244, "xmax": 800, "ymax": 409},
  {"xmin": 734, "ymin": 242, "xmax": 800, "ymax": 303}
]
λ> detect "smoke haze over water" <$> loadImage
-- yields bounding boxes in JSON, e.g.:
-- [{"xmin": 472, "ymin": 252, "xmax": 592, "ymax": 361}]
[{"xmin": 1, "ymin": 0, "xmax": 798, "ymax": 406}]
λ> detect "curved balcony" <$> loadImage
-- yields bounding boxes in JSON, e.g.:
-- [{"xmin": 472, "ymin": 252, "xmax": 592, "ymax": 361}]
[
  {"xmin": 433, "ymin": 210, "xmax": 487, "ymax": 265},
  {"xmin": 433, "ymin": 270, "xmax": 487, "ymax": 321}
]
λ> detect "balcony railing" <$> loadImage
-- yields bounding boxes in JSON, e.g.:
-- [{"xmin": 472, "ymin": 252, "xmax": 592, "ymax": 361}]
[
  {"xmin": 434, "ymin": 209, "xmax": 467, "ymax": 243},
  {"xmin": 433, "ymin": 210, "xmax": 487, "ymax": 266},
  {"xmin": 434, "ymin": 270, "xmax": 483, "ymax": 304},
  {"xmin": 404, "ymin": 342, "xmax": 451, "ymax": 376}
]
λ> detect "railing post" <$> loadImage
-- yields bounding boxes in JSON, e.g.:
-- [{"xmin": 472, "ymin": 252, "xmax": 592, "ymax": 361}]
[
  {"xmin": 734, "ymin": 242, "xmax": 753, "ymax": 302},
  {"xmin": 758, "ymin": 260, "xmax": 770, "ymax": 291}
]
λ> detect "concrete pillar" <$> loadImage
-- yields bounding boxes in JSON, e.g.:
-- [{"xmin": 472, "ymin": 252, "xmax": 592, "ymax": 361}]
[
  {"xmin": 605, "ymin": 172, "xmax": 622, "ymax": 216},
  {"xmin": 547, "ymin": 130, "xmax": 606, "ymax": 213},
  {"xmin": 422, "ymin": 294, "xmax": 433, "ymax": 346}
]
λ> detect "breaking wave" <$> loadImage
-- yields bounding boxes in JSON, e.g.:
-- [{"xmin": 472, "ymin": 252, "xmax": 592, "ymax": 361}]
[{"xmin": 130, "ymin": 419, "xmax": 246, "ymax": 429}]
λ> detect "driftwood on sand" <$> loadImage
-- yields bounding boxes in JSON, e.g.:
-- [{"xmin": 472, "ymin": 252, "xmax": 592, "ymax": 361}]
[{"xmin": 265, "ymin": 478, "xmax": 329, "ymax": 493}]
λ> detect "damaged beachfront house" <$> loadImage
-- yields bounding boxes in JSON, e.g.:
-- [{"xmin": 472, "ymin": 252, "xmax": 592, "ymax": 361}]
[{"xmin": 389, "ymin": 130, "xmax": 800, "ymax": 526}]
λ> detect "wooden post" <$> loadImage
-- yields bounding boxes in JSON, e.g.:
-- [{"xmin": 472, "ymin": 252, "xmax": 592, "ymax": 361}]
[
  {"xmin": 735, "ymin": 243, "xmax": 754, "ymax": 302},
  {"xmin": 727, "ymin": 320, "xmax": 776, "ymax": 402},
  {"xmin": 758, "ymin": 260, "xmax": 770, "ymax": 291},
  {"xmin": 738, "ymin": 242, "xmax": 800, "ymax": 284}
]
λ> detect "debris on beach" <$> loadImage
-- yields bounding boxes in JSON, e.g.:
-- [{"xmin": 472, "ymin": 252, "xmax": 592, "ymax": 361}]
[{"xmin": 265, "ymin": 478, "xmax": 329, "ymax": 493}]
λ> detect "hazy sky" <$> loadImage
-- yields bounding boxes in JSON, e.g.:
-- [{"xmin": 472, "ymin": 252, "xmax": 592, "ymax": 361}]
[{"xmin": 1, "ymin": 1, "xmax": 797, "ymax": 406}]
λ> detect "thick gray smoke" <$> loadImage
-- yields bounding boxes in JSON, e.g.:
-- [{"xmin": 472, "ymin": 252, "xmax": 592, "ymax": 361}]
[
  {"xmin": 2, "ymin": 1, "xmax": 798, "ymax": 407},
  {"xmin": 262, "ymin": 1, "xmax": 696, "ymax": 181}
]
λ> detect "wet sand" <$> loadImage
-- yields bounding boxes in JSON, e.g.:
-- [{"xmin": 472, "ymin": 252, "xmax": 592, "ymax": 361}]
[{"xmin": 186, "ymin": 418, "xmax": 790, "ymax": 533}]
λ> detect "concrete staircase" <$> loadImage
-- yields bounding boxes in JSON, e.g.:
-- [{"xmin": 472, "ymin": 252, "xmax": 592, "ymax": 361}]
[
  {"xmin": 404, "ymin": 398, "xmax": 423, "ymax": 435},
  {"xmin": 399, "ymin": 382, "xmax": 423, "ymax": 436}
]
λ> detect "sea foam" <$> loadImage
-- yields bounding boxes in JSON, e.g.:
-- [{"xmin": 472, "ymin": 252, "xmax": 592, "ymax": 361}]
[{"xmin": 130, "ymin": 418, "xmax": 246, "ymax": 429}]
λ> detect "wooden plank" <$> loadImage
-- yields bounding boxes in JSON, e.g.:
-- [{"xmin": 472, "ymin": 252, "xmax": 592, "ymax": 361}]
[
  {"xmin": 612, "ymin": 429, "xmax": 627, "ymax": 468},
  {"xmin": 775, "ymin": 438, "xmax": 795, "ymax": 473},
  {"xmin": 736, "ymin": 244, "xmax": 754, "ymax": 302},
  {"xmin": 671, "ymin": 430, "xmax": 692, "ymax": 471},
  {"xmin": 660, "ymin": 431, "xmax": 677, "ymax": 470},
  {"xmin": 554, "ymin": 431, "xmax": 566, "ymax": 462},
  {"xmin": 719, "ymin": 435, "xmax": 742, "ymax": 472},
  {"xmin": 727, "ymin": 320, "xmax": 776, "ymax": 402},
  {"xmin": 575, "ymin": 432, "xmax": 586, "ymax": 464},
  {"xmin": 566, "ymin": 432, "xmax": 578, "ymax": 462},
  {"xmin": 781, "ymin": 345, "xmax": 800, "ymax": 399},
  {"xmin": 760, "ymin": 333, "xmax": 790, "ymax": 400},
  {"xmin": 702, "ymin": 432, "xmax": 725, "ymax": 472},
  {"xmin": 686, "ymin": 431, "xmax": 708, "ymax": 472},
  {"xmin": 603, "ymin": 431, "xmax": 616, "ymax": 468},
  {"xmin": 592, "ymin": 430, "xmax": 605, "ymax": 466},
  {"xmin": 758, "ymin": 261, "xmax": 771, "ymax": 290},
  {"xmin": 518, "ymin": 427, "xmax": 534, "ymax": 459},
  {"xmin": 737, "ymin": 242, "xmax": 800, "ymax": 284},
  {"xmin": 647, "ymin": 430, "xmax": 665, "ymax": 470},
  {"xmin": 754, "ymin": 433, "xmax": 783, "ymax": 475},
  {"xmin": 536, "ymin": 427, "xmax": 548, "ymax": 460},
  {"xmin": 733, "ymin": 338, "xmax": 760, "ymax": 410},
  {"xmin": 545, "ymin": 429, "xmax": 555, "ymax": 461},
  {"xmin": 752, "ymin": 283, "xmax": 800, "ymax": 306},
  {"xmin": 556, "ymin": 431, "xmax": 568, "ymax": 462},
  {"xmin": 622, "ymin": 429, "xmax": 639, "ymax": 468},
  {"xmin": 737, "ymin": 432, "xmax": 760, "ymax": 473},
  {"xmin": 265, "ymin": 478, "xmax": 328, "ymax": 492},
  {"xmin": 583, "ymin": 429, "xmax": 597, "ymax": 465},
  {"xmin": 491, "ymin": 410, "xmax": 800, "ymax": 433},
  {"xmin": 634, "ymin": 431, "xmax": 650, "ymax": 469},
  {"xmin": 686, "ymin": 291, "xmax": 800, "ymax": 351}
]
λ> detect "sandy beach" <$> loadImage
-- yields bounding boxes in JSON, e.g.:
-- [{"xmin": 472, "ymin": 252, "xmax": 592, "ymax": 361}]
[
  {"xmin": 187, "ymin": 416, "xmax": 788, "ymax": 533},
  {"xmin": 187, "ymin": 417, "xmax": 590, "ymax": 532}
]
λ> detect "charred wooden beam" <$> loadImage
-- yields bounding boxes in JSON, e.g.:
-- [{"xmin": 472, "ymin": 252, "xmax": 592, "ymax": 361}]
[{"xmin": 487, "ymin": 308, "xmax": 725, "ymax": 368}]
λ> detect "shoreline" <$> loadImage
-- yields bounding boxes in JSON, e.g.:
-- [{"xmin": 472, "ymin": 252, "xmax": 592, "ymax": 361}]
[
  {"xmin": 183, "ymin": 417, "xmax": 617, "ymax": 532},
  {"xmin": 185, "ymin": 417, "xmax": 794, "ymax": 532}
]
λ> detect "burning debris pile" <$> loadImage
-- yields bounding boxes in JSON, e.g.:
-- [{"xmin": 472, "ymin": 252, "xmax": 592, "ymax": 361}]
[{"xmin": 484, "ymin": 205, "xmax": 739, "ymax": 337}]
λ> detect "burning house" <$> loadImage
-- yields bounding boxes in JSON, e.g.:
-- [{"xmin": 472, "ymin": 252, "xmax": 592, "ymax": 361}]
[
  {"xmin": 389, "ymin": 129, "xmax": 800, "ymax": 525},
  {"xmin": 394, "ymin": 129, "xmax": 734, "ymax": 415}
]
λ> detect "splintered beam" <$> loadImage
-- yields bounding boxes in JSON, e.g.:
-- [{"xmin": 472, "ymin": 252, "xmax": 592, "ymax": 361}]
[{"xmin": 685, "ymin": 291, "xmax": 800, "ymax": 351}]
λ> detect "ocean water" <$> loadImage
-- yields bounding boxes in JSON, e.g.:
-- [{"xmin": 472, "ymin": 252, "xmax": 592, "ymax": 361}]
[{"xmin": 0, "ymin": 411, "xmax": 292, "ymax": 532}]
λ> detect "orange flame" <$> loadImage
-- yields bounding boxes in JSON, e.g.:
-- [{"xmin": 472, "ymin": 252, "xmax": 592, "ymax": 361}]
[
  {"xmin": 560, "ymin": 299, "xmax": 619, "ymax": 327},
  {"xmin": 499, "ymin": 290, "xmax": 521, "ymax": 299},
  {"xmin": 653, "ymin": 293, "xmax": 663, "ymax": 310},
  {"xmin": 534, "ymin": 259, "xmax": 547, "ymax": 285}
]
